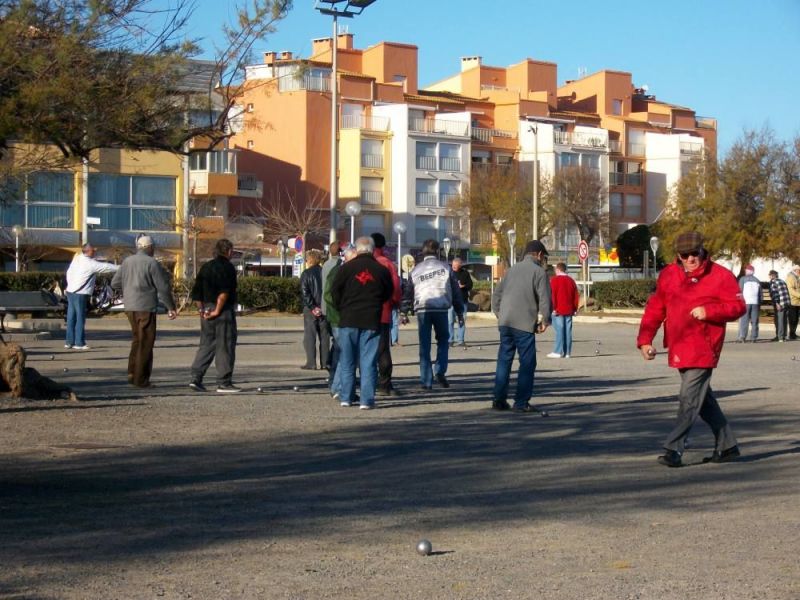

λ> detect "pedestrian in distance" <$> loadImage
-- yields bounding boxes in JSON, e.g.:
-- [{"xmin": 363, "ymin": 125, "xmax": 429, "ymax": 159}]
[
  {"xmin": 400, "ymin": 239, "xmax": 464, "ymax": 390},
  {"xmin": 64, "ymin": 243, "xmax": 119, "ymax": 350},
  {"xmin": 324, "ymin": 244, "xmax": 357, "ymax": 401},
  {"xmin": 321, "ymin": 241, "xmax": 342, "ymax": 371},
  {"xmin": 786, "ymin": 265, "xmax": 800, "ymax": 340},
  {"xmin": 111, "ymin": 236, "xmax": 177, "ymax": 388},
  {"xmin": 491, "ymin": 240, "xmax": 552, "ymax": 413},
  {"xmin": 300, "ymin": 249, "xmax": 330, "ymax": 370},
  {"xmin": 767, "ymin": 269, "xmax": 790, "ymax": 342},
  {"xmin": 736, "ymin": 264, "xmax": 761, "ymax": 342},
  {"xmin": 371, "ymin": 232, "xmax": 402, "ymax": 396},
  {"xmin": 448, "ymin": 257, "xmax": 472, "ymax": 347},
  {"xmin": 637, "ymin": 231, "xmax": 745, "ymax": 468},
  {"xmin": 547, "ymin": 262, "xmax": 580, "ymax": 359},
  {"xmin": 188, "ymin": 239, "xmax": 242, "ymax": 393},
  {"xmin": 330, "ymin": 237, "xmax": 393, "ymax": 409}
]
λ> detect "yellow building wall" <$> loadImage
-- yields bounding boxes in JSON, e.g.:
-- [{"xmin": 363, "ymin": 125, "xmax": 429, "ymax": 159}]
[{"xmin": 339, "ymin": 128, "xmax": 361, "ymax": 200}]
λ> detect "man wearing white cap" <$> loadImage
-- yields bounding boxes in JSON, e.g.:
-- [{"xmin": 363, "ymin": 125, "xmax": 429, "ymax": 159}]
[{"xmin": 111, "ymin": 235, "xmax": 177, "ymax": 388}]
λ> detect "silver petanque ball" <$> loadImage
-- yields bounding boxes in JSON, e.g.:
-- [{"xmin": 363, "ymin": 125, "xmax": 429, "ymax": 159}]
[
  {"xmin": 416, "ymin": 539, "xmax": 432, "ymax": 556},
  {"xmin": 293, "ymin": 386, "xmax": 299, "ymax": 392},
  {"xmin": 595, "ymin": 350, "xmax": 600, "ymax": 355},
  {"xmin": 63, "ymin": 367, "xmax": 68, "ymax": 372},
  {"xmin": 50, "ymin": 355, "xmax": 55, "ymax": 360},
  {"xmin": 792, "ymin": 356, "xmax": 797, "ymax": 361},
  {"xmin": 257, "ymin": 387, "xmax": 263, "ymax": 393},
  {"xmin": 477, "ymin": 346, "xmax": 482, "ymax": 350}
]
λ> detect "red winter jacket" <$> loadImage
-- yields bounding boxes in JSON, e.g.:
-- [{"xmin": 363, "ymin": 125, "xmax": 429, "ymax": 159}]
[
  {"xmin": 637, "ymin": 259, "xmax": 745, "ymax": 369},
  {"xmin": 374, "ymin": 248, "xmax": 401, "ymax": 324},
  {"xmin": 550, "ymin": 273, "xmax": 580, "ymax": 316}
]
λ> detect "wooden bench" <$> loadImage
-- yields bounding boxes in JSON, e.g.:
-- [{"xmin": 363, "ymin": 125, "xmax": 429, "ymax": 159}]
[{"xmin": 0, "ymin": 290, "xmax": 65, "ymax": 332}]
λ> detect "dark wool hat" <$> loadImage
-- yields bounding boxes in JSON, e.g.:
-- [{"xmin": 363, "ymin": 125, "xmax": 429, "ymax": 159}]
[
  {"xmin": 524, "ymin": 240, "xmax": 549, "ymax": 256},
  {"xmin": 674, "ymin": 231, "xmax": 704, "ymax": 254},
  {"xmin": 370, "ymin": 232, "xmax": 386, "ymax": 248}
]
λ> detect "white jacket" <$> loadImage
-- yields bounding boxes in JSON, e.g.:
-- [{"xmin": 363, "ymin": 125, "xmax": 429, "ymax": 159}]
[{"xmin": 66, "ymin": 253, "xmax": 119, "ymax": 295}]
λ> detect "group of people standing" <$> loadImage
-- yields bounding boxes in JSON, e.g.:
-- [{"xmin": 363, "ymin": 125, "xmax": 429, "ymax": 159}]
[{"xmin": 738, "ymin": 264, "xmax": 800, "ymax": 343}]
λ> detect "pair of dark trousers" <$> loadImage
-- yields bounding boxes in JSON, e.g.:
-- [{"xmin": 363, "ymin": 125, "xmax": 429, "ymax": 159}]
[
  {"xmin": 302, "ymin": 310, "xmax": 330, "ymax": 368},
  {"xmin": 190, "ymin": 309, "xmax": 237, "ymax": 386},
  {"xmin": 663, "ymin": 368, "xmax": 737, "ymax": 453},
  {"xmin": 377, "ymin": 322, "xmax": 393, "ymax": 391},
  {"xmin": 126, "ymin": 311, "xmax": 156, "ymax": 387},
  {"xmin": 788, "ymin": 305, "xmax": 799, "ymax": 339}
]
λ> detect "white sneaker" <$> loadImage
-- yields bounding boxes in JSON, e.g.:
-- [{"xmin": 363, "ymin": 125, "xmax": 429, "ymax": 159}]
[
  {"xmin": 564, "ymin": 354, "xmax": 570, "ymax": 359},
  {"xmin": 64, "ymin": 344, "xmax": 72, "ymax": 349},
  {"xmin": 72, "ymin": 345, "xmax": 90, "ymax": 350},
  {"xmin": 546, "ymin": 352, "xmax": 562, "ymax": 358}
]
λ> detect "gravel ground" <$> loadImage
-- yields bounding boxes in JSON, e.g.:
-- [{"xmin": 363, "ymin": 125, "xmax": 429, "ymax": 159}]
[{"xmin": 1, "ymin": 318, "xmax": 798, "ymax": 599}]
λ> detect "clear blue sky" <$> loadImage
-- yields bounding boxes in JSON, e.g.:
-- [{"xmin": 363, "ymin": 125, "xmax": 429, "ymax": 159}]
[{"xmin": 176, "ymin": 0, "xmax": 800, "ymax": 153}]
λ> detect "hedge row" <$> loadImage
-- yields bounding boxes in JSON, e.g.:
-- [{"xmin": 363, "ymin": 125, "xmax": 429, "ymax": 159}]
[
  {"xmin": 593, "ymin": 279, "xmax": 656, "ymax": 308},
  {"xmin": 0, "ymin": 271, "xmax": 62, "ymax": 291}
]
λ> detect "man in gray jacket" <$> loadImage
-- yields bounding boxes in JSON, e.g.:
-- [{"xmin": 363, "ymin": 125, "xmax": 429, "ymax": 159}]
[
  {"xmin": 491, "ymin": 240, "xmax": 552, "ymax": 413},
  {"xmin": 111, "ymin": 236, "xmax": 177, "ymax": 388}
]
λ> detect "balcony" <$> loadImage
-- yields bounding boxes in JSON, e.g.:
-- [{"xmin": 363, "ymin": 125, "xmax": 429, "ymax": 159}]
[
  {"xmin": 628, "ymin": 143, "xmax": 646, "ymax": 156},
  {"xmin": 626, "ymin": 173, "xmax": 642, "ymax": 186},
  {"xmin": 609, "ymin": 140, "xmax": 621, "ymax": 153},
  {"xmin": 554, "ymin": 130, "xmax": 608, "ymax": 149},
  {"xmin": 360, "ymin": 190, "xmax": 383, "ymax": 206},
  {"xmin": 440, "ymin": 194, "xmax": 459, "ymax": 207},
  {"xmin": 415, "ymin": 192, "xmax": 438, "ymax": 207},
  {"xmin": 189, "ymin": 172, "xmax": 238, "ymax": 196},
  {"xmin": 416, "ymin": 155, "xmax": 437, "ymax": 170},
  {"xmin": 341, "ymin": 114, "xmax": 390, "ymax": 131},
  {"xmin": 680, "ymin": 142, "xmax": 703, "ymax": 156},
  {"xmin": 278, "ymin": 73, "xmax": 330, "ymax": 93},
  {"xmin": 609, "ymin": 172, "xmax": 624, "ymax": 186},
  {"xmin": 237, "ymin": 173, "xmax": 263, "ymax": 199},
  {"xmin": 471, "ymin": 126, "xmax": 517, "ymax": 144},
  {"xmin": 361, "ymin": 153, "xmax": 384, "ymax": 169},
  {"xmin": 695, "ymin": 116, "xmax": 717, "ymax": 130},
  {"xmin": 409, "ymin": 118, "xmax": 469, "ymax": 137},
  {"xmin": 439, "ymin": 157, "xmax": 461, "ymax": 172}
]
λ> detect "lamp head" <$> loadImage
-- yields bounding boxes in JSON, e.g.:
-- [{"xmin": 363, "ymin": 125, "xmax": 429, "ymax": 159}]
[
  {"xmin": 345, "ymin": 201, "xmax": 362, "ymax": 217},
  {"xmin": 393, "ymin": 221, "xmax": 407, "ymax": 235}
]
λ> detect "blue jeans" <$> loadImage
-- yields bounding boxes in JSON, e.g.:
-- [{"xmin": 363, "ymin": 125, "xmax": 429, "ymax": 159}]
[
  {"xmin": 65, "ymin": 292, "xmax": 89, "ymax": 347},
  {"xmin": 417, "ymin": 311, "xmax": 450, "ymax": 387},
  {"xmin": 738, "ymin": 304, "xmax": 759, "ymax": 340},
  {"xmin": 551, "ymin": 314, "xmax": 573, "ymax": 356},
  {"xmin": 337, "ymin": 327, "xmax": 380, "ymax": 407},
  {"xmin": 448, "ymin": 306, "xmax": 466, "ymax": 345},
  {"xmin": 391, "ymin": 309, "xmax": 399, "ymax": 345},
  {"xmin": 493, "ymin": 326, "xmax": 537, "ymax": 408}
]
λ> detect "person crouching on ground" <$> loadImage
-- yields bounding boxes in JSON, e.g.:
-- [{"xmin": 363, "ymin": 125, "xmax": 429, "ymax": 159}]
[{"xmin": 637, "ymin": 231, "xmax": 745, "ymax": 468}]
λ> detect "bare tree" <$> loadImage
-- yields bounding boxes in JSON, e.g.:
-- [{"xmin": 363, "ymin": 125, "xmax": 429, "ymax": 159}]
[
  {"xmin": 242, "ymin": 186, "xmax": 329, "ymax": 251},
  {"xmin": 0, "ymin": 229, "xmax": 59, "ymax": 272},
  {"xmin": 541, "ymin": 165, "xmax": 608, "ymax": 247}
]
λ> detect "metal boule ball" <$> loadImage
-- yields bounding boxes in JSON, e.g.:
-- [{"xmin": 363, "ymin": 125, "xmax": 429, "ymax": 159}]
[
  {"xmin": 792, "ymin": 356, "xmax": 796, "ymax": 361},
  {"xmin": 257, "ymin": 387, "xmax": 263, "ymax": 393},
  {"xmin": 416, "ymin": 539, "xmax": 432, "ymax": 556},
  {"xmin": 595, "ymin": 350, "xmax": 600, "ymax": 355},
  {"xmin": 540, "ymin": 410, "xmax": 549, "ymax": 417},
  {"xmin": 477, "ymin": 346, "xmax": 482, "ymax": 350},
  {"xmin": 50, "ymin": 355, "xmax": 55, "ymax": 360},
  {"xmin": 293, "ymin": 386, "xmax": 299, "ymax": 391},
  {"xmin": 63, "ymin": 367, "xmax": 68, "ymax": 372}
]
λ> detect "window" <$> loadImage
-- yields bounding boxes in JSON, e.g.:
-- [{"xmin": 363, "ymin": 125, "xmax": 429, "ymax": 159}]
[
  {"xmin": 496, "ymin": 154, "xmax": 513, "ymax": 165},
  {"xmin": 609, "ymin": 193, "xmax": 623, "ymax": 218},
  {"xmin": 190, "ymin": 151, "xmax": 237, "ymax": 173},
  {"xmin": 472, "ymin": 151, "xmax": 490, "ymax": 164},
  {"xmin": 361, "ymin": 139, "xmax": 383, "ymax": 168},
  {"xmin": 439, "ymin": 143, "xmax": 461, "ymax": 172},
  {"xmin": 415, "ymin": 215, "xmax": 438, "ymax": 243},
  {"xmin": 609, "ymin": 160, "xmax": 624, "ymax": 186},
  {"xmin": 416, "ymin": 141, "xmax": 437, "ymax": 170},
  {"xmin": 359, "ymin": 213, "xmax": 384, "ymax": 238},
  {"xmin": 582, "ymin": 154, "xmax": 600, "ymax": 172},
  {"xmin": 626, "ymin": 162, "xmax": 642, "ymax": 186},
  {"xmin": 0, "ymin": 172, "xmax": 74, "ymax": 228},
  {"xmin": 246, "ymin": 103, "xmax": 254, "ymax": 113},
  {"xmin": 360, "ymin": 177, "xmax": 383, "ymax": 206},
  {"xmin": 612, "ymin": 99, "xmax": 623, "ymax": 116},
  {"xmin": 415, "ymin": 179, "xmax": 437, "ymax": 207},
  {"xmin": 624, "ymin": 194, "xmax": 642, "ymax": 219},
  {"xmin": 88, "ymin": 174, "xmax": 175, "ymax": 231},
  {"xmin": 560, "ymin": 152, "xmax": 579, "ymax": 168},
  {"xmin": 247, "ymin": 140, "xmax": 254, "ymax": 149},
  {"xmin": 439, "ymin": 180, "xmax": 460, "ymax": 208}
]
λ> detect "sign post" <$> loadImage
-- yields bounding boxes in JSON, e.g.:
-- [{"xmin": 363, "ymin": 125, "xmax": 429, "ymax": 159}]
[{"xmin": 578, "ymin": 240, "xmax": 589, "ymax": 310}]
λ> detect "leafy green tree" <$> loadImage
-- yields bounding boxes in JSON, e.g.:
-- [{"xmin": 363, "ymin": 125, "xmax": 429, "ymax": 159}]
[{"xmin": 655, "ymin": 128, "xmax": 798, "ymax": 273}]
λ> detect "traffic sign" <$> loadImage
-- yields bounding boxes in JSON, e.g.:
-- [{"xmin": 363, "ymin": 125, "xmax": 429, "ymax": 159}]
[{"xmin": 578, "ymin": 240, "xmax": 589, "ymax": 262}]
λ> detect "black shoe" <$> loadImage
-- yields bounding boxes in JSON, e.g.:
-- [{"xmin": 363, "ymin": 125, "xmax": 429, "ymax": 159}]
[
  {"xmin": 300, "ymin": 365, "xmax": 316, "ymax": 370},
  {"xmin": 189, "ymin": 381, "xmax": 207, "ymax": 392},
  {"xmin": 491, "ymin": 400, "xmax": 511, "ymax": 411},
  {"xmin": 420, "ymin": 384, "xmax": 432, "ymax": 391},
  {"xmin": 657, "ymin": 450, "xmax": 682, "ymax": 468},
  {"xmin": 702, "ymin": 445, "xmax": 741, "ymax": 464},
  {"xmin": 435, "ymin": 374, "xmax": 450, "ymax": 388},
  {"xmin": 769, "ymin": 337, "xmax": 779, "ymax": 342},
  {"xmin": 376, "ymin": 387, "xmax": 393, "ymax": 397},
  {"xmin": 512, "ymin": 403, "xmax": 549, "ymax": 416}
]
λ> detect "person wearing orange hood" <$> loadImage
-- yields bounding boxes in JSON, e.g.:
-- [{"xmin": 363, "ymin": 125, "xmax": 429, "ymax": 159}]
[{"xmin": 637, "ymin": 232, "xmax": 746, "ymax": 468}]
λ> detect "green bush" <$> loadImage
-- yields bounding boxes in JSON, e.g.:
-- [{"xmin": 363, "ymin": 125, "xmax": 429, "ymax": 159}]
[
  {"xmin": 237, "ymin": 276, "xmax": 302, "ymax": 313},
  {"xmin": 593, "ymin": 279, "xmax": 656, "ymax": 308},
  {"xmin": 0, "ymin": 271, "xmax": 63, "ymax": 291}
]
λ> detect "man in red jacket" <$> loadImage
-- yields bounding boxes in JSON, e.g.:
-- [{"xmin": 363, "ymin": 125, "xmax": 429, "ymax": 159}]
[
  {"xmin": 637, "ymin": 231, "xmax": 746, "ymax": 468},
  {"xmin": 547, "ymin": 262, "xmax": 580, "ymax": 359}
]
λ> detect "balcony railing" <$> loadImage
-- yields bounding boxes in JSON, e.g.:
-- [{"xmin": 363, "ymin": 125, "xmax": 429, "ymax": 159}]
[
  {"xmin": 361, "ymin": 153, "xmax": 383, "ymax": 169},
  {"xmin": 440, "ymin": 194, "xmax": 459, "ymax": 207},
  {"xmin": 415, "ymin": 192, "xmax": 438, "ymax": 207},
  {"xmin": 409, "ymin": 118, "xmax": 469, "ymax": 137},
  {"xmin": 480, "ymin": 84, "xmax": 520, "ymax": 93},
  {"xmin": 609, "ymin": 140, "xmax": 621, "ymax": 153},
  {"xmin": 695, "ymin": 116, "xmax": 717, "ymax": 130},
  {"xmin": 628, "ymin": 143, "xmax": 646, "ymax": 156},
  {"xmin": 341, "ymin": 114, "xmax": 390, "ymax": 131},
  {"xmin": 360, "ymin": 190, "xmax": 383, "ymax": 206},
  {"xmin": 680, "ymin": 142, "xmax": 703, "ymax": 156},
  {"xmin": 554, "ymin": 131, "xmax": 608, "ymax": 149},
  {"xmin": 471, "ymin": 126, "xmax": 517, "ymax": 144},
  {"xmin": 439, "ymin": 157, "xmax": 461, "ymax": 172},
  {"xmin": 626, "ymin": 173, "xmax": 642, "ymax": 186},
  {"xmin": 416, "ymin": 155, "xmax": 437, "ymax": 170},
  {"xmin": 609, "ymin": 172, "xmax": 624, "ymax": 186},
  {"xmin": 278, "ymin": 73, "xmax": 330, "ymax": 93}
]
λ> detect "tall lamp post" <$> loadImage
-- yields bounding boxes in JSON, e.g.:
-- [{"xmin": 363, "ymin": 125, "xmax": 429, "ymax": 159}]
[
  {"xmin": 11, "ymin": 225, "xmax": 24, "ymax": 272},
  {"xmin": 529, "ymin": 123, "xmax": 539, "ymax": 239},
  {"xmin": 442, "ymin": 237, "xmax": 451, "ymax": 263},
  {"xmin": 315, "ymin": 0, "xmax": 378, "ymax": 244},
  {"xmin": 277, "ymin": 237, "xmax": 287, "ymax": 278},
  {"xmin": 649, "ymin": 236, "xmax": 659, "ymax": 275},
  {"xmin": 345, "ymin": 200, "xmax": 361, "ymax": 243},
  {"xmin": 507, "ymin": 229, "xmax": 517, "ymax": 267},
  {"xmin": 393, "ymin": 220, "xmax": 406, "ymax": 276}
]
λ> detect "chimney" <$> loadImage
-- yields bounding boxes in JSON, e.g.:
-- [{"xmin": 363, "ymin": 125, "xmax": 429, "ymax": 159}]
[
  {"xmin": 337, "ymin": 33, "xmax": 354, "ymax": 50},
  {"xmin": 312, "ymin": 37, "xmax": 333, "ymax": 57},
  {"xmin": 279, "ymin": 50, "xmax": 293, "ymax": 60},
  {"xmin": 461, "ymin": 56, "xmax": 482, "ymax": 72},
  {"xmin": 263, "ymin": 51, "xmax": 276, "ymax": 66}
]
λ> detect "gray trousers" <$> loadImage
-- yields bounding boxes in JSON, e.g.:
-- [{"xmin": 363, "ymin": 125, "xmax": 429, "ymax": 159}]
[
  {"xmin": 664, "ymin": 368, "xmax": 737, "ymax": 453},
  {"xmin": 190, "ymin": 308, "xmax": 237, "ymax": 386},
  {"xmin": 303, "ymin": 309, "xmax": 330, "ymax": 369}
]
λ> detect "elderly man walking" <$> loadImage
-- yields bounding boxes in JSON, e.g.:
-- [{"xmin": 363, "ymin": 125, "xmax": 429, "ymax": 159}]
[
  {"xmin": 768, "ymin": 270, "xmax": 791, "ymax": 342},
  {"xmin": 637, "ymin": 232, "xmax": 745, "ymax": 468},
  {"xmin": 64, "ymin": 243, "xmax": 118, "ymax": 350},
  {"xmin": 111, "ymin": 236, "xmax": 177, "ymax": 388},
  {"xmin": 330, "ymin": 237, "xmax": 393, "ymax": 409},
  {"xmin": 787, "ymin": 265, "xmax": 800, "ymax": 340},
  {"xmin": 491, "ymin": 240, "xmax": 551, "ymax": 413}
]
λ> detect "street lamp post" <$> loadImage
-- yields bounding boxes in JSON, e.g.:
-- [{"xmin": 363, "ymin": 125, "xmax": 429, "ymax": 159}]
[
  {"xmin": 315, "ymin": 1, "xmax": 378, "ymax": 244},
  {"xmin": 529, "ymin": 124, "xmax": 539, "ymax": 240},
  {"xmin": 442, "ymin": 237, "xmax": 451, "ymax": 263},
  {"xmin": 11, "ymin": 225, "xmax": 24, "ymax": 272},
  {"xmin": 507, "ymin": 229, "xmax": 517, "ymax": 267},
  {"xmin": 345, "ymin": 200, "xmax": 361, "ymax": 243},
  {"xmin": 393, "ymin": 221, "xmax": 406, "ymax": 277},
  {"xmin": 649, "ymin": 236, "xmax": 660, "ymax": 275},
  {"xmin": 277, "ymin": 236, "xmax": 288, "ymax": 278}
]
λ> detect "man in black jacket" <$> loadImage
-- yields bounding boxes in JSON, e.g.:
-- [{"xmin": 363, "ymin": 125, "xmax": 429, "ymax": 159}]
[
  {"xmin": 189, "ymin": 239, "xmax": 241, "ymax": 393},
  {"xmin": 300, "ymin": 249, "xmax": 330, "ymax": 370},
  {"xmin": 449, "ymin": 257, "xmax": 473, "ymax": 347},
  {"xmin": 330, "ymin": 237, "xmax": 393, "ymax": 409}
]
